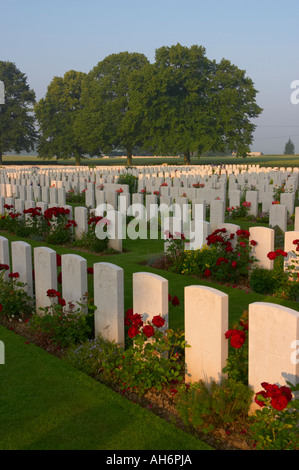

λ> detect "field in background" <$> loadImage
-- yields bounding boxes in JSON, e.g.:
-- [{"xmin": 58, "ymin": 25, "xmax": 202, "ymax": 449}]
[{"xmin": 2, "ymin": 154, "xmax": 299, "ymax": 167}]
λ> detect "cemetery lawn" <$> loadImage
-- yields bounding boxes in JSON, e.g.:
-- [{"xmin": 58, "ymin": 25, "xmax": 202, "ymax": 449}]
[
  {"xmin": 0, "ymin": 325, "xmax": 212, "ymax": 450},
  {"xmin": 3, "ymin": 153, "xmax": 299, "ymax": 168}
]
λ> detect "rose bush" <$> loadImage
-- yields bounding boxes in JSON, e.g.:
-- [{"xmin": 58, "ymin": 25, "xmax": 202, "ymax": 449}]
[
  {"xmin": 0, "ymin": 205, "xmax": 76, "ymax": 244},
  {"xmin": 169, "ymin": 228, "xmax": 257, "ymax": 284},
  {"xmin": 222, "ymin": 311, "xmax": 249, "ymax": 384},
  {"xmin": 117, "ymin": 307, "xmax": 188, "ymax": 395},
  {"xmin": 250, "ymin": 381, "xmax": 299, "ymax": 450},
  {"xmin": 0, "ymin": 264, "xmax": 33, "ymax": 320}
]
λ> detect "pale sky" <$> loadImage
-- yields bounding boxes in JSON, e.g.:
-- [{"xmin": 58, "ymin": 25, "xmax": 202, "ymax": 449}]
[{"xmin": 1, "ymin": 0, "xmax": 299, "ymax": 154}]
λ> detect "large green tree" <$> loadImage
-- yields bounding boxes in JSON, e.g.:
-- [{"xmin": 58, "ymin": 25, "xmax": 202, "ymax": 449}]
[
  {"xmin": 129, "ymin": 43, "xmax": 262, "ymax": 163},
  {"xmin": 35, "ymin": 70, "xmax": 87, "ymax": 166},
  {"xmin": 129, "ymin": 44, "xmax": 213, "ymax": 164},
  {"xmin": 75, "ymin": 52, "xmax": 149, "ymax": 166},
  {"xmin": 0, "ymin": 61, "xmax": 37, "ymax": 164}
]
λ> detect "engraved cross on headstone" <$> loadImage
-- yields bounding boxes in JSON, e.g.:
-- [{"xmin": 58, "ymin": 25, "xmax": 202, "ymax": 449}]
[{"xmin": 0, "ymin": 81, "xmax": 5, "ymax": 105}]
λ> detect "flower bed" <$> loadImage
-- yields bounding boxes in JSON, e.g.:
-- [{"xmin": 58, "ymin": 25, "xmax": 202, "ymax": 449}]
[
  {"xmin": 0, "ymin": 205, "xmax": 110, "ymax": 253},
  {"xmin": 164, "ymin": 228, "xmax": 257, "ymax": 287}
]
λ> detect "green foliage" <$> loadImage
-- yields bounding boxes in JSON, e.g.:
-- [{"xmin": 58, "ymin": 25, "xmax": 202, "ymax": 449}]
[
  {"xmin": 175, "ymin": 379, "xmax": 253, "ymax": 434},
  {"xmin": 28, "ymin": 290, "xmax": 94, "ymax": 349},
  {"xmin": 164, "ymin": 231, "xmax": 187, "ymax": 274},
  {"xmin": 249, "ymin": 267, "xmax": 277, "ymax": 295},
  {"xmin": 0, "ymin": 267, "xmax": 34, "ymax": 319},
  {"xmin": 73, "ymin": 215, "xmax": 109, "ymax": 253},
  {"xmin": 75, "ymin": 52, "xmax": 150, "ymax": 166},
  {"xmin": 117, "ymin": 173, "xmax": 138, "ymax": 195},
  {"xmin": 250, "ymin": 245, "xmax": 299, "ymax": 301},
  {"xmin": 0, "ymin": 61, "xmax": 38, "ymax": 163},
  {"xmin": 129, "ymin": 44, "xmax": 262, "ymax": 159},
  {"xmin": 65, "ymin": 336, "xmax": 123, "ymax": 382},
  {"xmin": 66, "ymin": 189, "xmax": 85, "ymax": 204},
  {"xmin": 180, "ymin": 244, "xmax": 219, "ymax": 277},
  {"xmin": 35, "ymin": 70, "xmax": 87, "ymax": 165}
]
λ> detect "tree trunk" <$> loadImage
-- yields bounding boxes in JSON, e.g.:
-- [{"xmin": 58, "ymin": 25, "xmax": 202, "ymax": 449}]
[
  {"xmin": 126, "ymin": 148, "xmax": 133, "ymax": 167},
  {"xmin": 75, "ymin": 152, "xmax": 81, "ymax": 166},
  {"xmin": 183, "ymin": 151, "xmax": 191, "ymax": 165}
]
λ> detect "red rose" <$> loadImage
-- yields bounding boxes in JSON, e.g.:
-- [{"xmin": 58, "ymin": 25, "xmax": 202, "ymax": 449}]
[
  {"xmin": 267, "ymin": 251, "xmax": 277, "ymax": 260},
  {"xmin": 0, "ymin": 304, "xmax": 2, "ymax": 313},
  {"xmin": 276, "ymin": 249, "xmax": 287, "ymax": 257},
  {"xmin": 271, "ymin": 394, "xmax": 289, "ymax": 411},
  {"xmin": 87, "ymin": 267, "xmax": 94, "ymax": 275},
  {"xmin": 250, "ymin": 240, "xmax": 257, "ymax": 246},
  {"xmin": 0, "ymin": 264, "xmax": 9, "ymax": 271},
  {"xmin": 225, "ymin": 329, "xmax": 246, "ymax": 348},
  {"xmin": 46, "ymin": 289, "xmax": 60, "ymax": 298},
  {"xmin": 128, "ymin": 325, "xmax": 140, "ymax": 338},
  {"xmin": 143, "ymin": 324, "xmax": 155, "ymax": 338},
  {"xmin": 261, "ymin": 382, "xmax": 280, "ymax": 397},
  {"xmin": 280, "ymin": 385, "xmax": 293, "ymax": 403},
  {"xmin": 125, "ymin": 308, "xmax": 134, "ymax": 325},
  {"xmin": 204, "ymin": 268, "xmax": 211, "ymax": 277},
  {"xmin": 152, "ymin": 315, "xmax": 165, "ymax": 328},
  {"xmin": 56, "ymin": 254, "xmax": 62, "ymax": 267},
  {"xmin": 172, "ymin": 295, "xmax": 180, "ymax": 306},
  {"xmin": 255, "ymin": 390, "xmax": 268, "ymax": 407},
  {"xmin": 57, "ymin": 272, "xmax": 62, "ymax": 284},
  {"xmin": 231, "ymin": 261, "xmax": 237, "ymax": 268},
  {"xmin": 58, "ymin": 297, "xmax": 66, "ymax": 307},
  {"xmin": 9, "ymin": 272, "xmax": 19, "ymax": 278},
  {"xmin": 131, "ymin": 313, "xmax": 143, "ymax": 327},
  {"xmin": 225, "ymin": 245, "xmax": 233, "ymax": 253}
]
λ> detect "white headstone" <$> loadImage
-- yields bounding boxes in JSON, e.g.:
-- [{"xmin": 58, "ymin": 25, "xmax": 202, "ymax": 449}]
[
  {"xmin": 93, "ymin": 262, "xmax": 124, "ymax": 346},
  {"xmin": 34, "ymin": 247, "xmax": 58, "ymax": 314},
  {"xmin": 11, "ymin": 241, "xmax": 33, "ymax": 298},
  {"xmin": 133, "ymin": 272, "xmax": 168, "ymax": 328},
  {"xmin": 185, "ymin": 285, "xmax": 228, "ymax": 384}
]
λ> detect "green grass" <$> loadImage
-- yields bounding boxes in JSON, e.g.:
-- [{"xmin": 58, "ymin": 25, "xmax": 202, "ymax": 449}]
[
  {"xmin": 2, "ymin": 153, "xmax": 299, "ymax": 167},
  {"xmin": 0, "ymin": 325, "xmax": 212, "ymax": 450}
]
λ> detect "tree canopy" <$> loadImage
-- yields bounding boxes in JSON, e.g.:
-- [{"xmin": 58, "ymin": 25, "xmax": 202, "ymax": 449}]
[
  {"xmin": 7, "ymin": 45, "xmax": 263, "ymax": 166},
  {"xmin": 128, "ymin": 44, "xmax": 262, "ymax": 163},
  {"xmin": 75, "ymin": 52, "xmax": 150, "ymax": 166},
  {"xmin": 0, "ymin": 61, "xmax": 37, "ymax": 164},
  {"xmin": 35, "ymin": 70, "xmax": 87, "ymax": 166}
]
